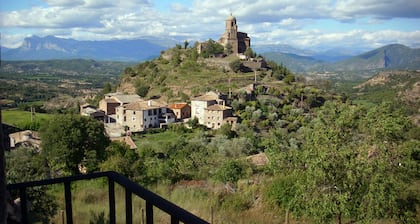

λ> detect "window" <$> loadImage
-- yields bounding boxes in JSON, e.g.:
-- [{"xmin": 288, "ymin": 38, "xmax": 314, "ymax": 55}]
[
  {"xmin": 133, "ymin": 111, "xmax": 136, "ymax": 115},
  {"xmin": 132, "ymin": 116, "xmax": 136, "ymax": 121}
]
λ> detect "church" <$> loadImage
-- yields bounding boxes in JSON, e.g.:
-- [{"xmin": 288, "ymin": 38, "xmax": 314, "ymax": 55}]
[
  {"xmin": 218, "ymin": 14, "xmax": 251, "ymax": 55},
  {"xmin": 197, "ymin": 15, "xmax": 251, "ymax": 55}
]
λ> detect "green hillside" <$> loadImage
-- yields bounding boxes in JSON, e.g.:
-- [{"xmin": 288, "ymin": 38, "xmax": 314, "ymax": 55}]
[{"xmin": 116, "ymin": 46, "xmax": 292, "ymax": 102}]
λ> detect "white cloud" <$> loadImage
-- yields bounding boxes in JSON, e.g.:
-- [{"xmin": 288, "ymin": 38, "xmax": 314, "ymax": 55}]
[{"xmin": 0, "ymin": 0, "xmax": 419, "ymax": 51}]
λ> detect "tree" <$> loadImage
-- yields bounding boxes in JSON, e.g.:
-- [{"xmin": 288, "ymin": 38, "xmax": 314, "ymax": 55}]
[
  {"xmin": 103, "ymin": 82, "xmax": 112, "ymax": 94},
  {"xmin": 135, "ymin": 82, "xmax": 150, "ymax": 97},
  {"xmin": 40, "ymin": 114, "xmax": 109, "ymax": 175},
  {"xmin": 183, "ymin": 40, "xmax": 189, "ymax": 49},
  {"xmin": 6, "ymin": 147, "xmax": 58, "ymax": 223},
  {"xmin": 229, "ymin": 59, "xmax": 242, "ymax": 73},
  {"xmin": 244, "ymin": 47, "xmax": 255, "ymax": 58},
  {"xmin": 268, "ymin": 101, "xmax": 417, "ymax": 223},
  {"xmin": 215, "ymin": 160, "xmax": 245, "ymax": 184}
]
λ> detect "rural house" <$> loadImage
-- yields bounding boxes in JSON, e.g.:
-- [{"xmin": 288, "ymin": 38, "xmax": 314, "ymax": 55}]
[
  {"xmin": 99, "ymin": 93, "xmax": 142, "ymax": 115},
  {"xmin": 168, "ymin": 103, "xmax": 191, "ymax": 120},
  {"xmin": 204, "ymin": 104, "xmax": 235, "ymax": 129},
  {"xmin": 115, "ymin": 100, "xmax": 170, "ymax": 132},
  {"xmin": 191, "ymin": 91, "xmax": 227, "ymax": 125}
]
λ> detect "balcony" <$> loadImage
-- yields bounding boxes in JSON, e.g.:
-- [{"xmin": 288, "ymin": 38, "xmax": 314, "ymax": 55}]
[{"xmin": 7, "ymin": 171, "xmax": 209, "ymax": 224}]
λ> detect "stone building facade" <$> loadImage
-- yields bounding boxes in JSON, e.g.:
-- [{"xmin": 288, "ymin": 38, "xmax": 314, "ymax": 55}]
[{"xmin": 218, "ymin": 14, "xmax": 251, "ymax": 54}]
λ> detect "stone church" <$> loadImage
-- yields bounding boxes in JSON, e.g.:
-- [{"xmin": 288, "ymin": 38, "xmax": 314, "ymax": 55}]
[
  {"xmin": 197, "ymin": 15, "xmax": 251, "ymax": 55},
  {"xmin": 218, "ymin": 14, "xmax": 251, "ymax": 54}
]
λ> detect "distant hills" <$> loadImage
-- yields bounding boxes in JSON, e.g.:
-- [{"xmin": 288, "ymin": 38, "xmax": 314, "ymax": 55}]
[
  {"xmin": 263, "ymin": 44, "xmax": 420, "ymax": 73},
  {"xmin": 2, "ymin": 35, "xmax": 169, "ymax": 61},
  {"xmin": 2, "ymin": 36, "xmax": 420, "ymax": 74}
]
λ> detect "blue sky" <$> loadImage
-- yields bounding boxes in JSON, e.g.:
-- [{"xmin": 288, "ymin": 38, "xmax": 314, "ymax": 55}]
[{"xmin": 1, "ymin": 0, "xmax": 419, "ymax": 52}]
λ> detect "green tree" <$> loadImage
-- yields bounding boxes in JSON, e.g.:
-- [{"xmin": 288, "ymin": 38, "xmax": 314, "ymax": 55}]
[
  {"xmin": 40, "ymin": 114, "xmax": 109, "ymax": 175},
  {"xmin": 183, "ymin": 40, "xmax": 189, "ymax": 49},
  {"xmin": 269, "ymin": 102, "xmax": 417, "ymax": 223},
  {"xmin": 244, "ymin": 47, "xmax": 255, "ymax": 58},
  {"xmin": 135, "ymin": 82, "xmax": 150, "ymax": 97},
  {"xmin": 103, "ymin": 82, "xmax": 112, "ymax": 94},
  {"xmin": 215, "ymin": 160, "xmax": 245, "ymax": 184},
  {"xmin": 6, "ymin": 147, "xmax": 58, "ymax": 223},
  {"xmin": 229, "ymin": 59, "xmax": 242, "ymax": 73}
]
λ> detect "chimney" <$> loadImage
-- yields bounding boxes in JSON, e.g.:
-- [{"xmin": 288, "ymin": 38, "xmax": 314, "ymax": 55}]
[{"xmin": 148, "ymin": 100, "xmax": 152, "ymax": 107}]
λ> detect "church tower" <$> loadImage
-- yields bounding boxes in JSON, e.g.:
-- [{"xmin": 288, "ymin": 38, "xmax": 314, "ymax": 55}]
[{"xmin": 219, "ymin": 14, "xmax": 250, "ymax": 55}]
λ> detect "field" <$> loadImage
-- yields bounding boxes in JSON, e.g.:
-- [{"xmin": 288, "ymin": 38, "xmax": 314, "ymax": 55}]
[{"xmin": 2, "ymin": 109, "xmax": 53, "ymax": 129}]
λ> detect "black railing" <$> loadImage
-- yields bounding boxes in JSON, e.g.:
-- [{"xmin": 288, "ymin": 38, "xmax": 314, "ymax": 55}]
[{"xmin": 7, "ymin": 171, "xmax": 209, "ymax": 224}]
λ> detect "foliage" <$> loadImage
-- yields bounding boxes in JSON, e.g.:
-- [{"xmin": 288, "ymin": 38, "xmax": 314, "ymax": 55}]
[
  {"xmin": 6, "ymin": 147, "xmax": 58, "ymax": 223},
  {"xmin": 229, "ymin": 59, "xmax": 242, "ymax": 73},
  {"xmin": 100, "ymin": 141, "xmax": 145, "ymax": 183},
  {"xmin": 200, "ymin": 39, "xmax": 224, "ymax": 58},
  {"xmin": 39, "ymin": 114, "xmax": 110, "ymax": 175},
  {"xmin": 215, "ymin": 160, "xmax": 245, "ymax": 184},
  {"xmin": 267, "ymin": 101, "xmax": 418, "ymax": 223}
]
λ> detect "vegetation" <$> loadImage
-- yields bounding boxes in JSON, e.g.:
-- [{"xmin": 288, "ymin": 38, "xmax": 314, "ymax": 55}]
[
  {"xmin": 4, "ymin": 45, "xmax": 420, "ymax": 223},
  {"xmin": 39, "ymin": 114, "xmax": 110, "ymax": 175}
]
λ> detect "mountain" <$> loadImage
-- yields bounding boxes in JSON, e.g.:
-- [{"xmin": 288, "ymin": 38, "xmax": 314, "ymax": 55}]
[
  {"xmin": 263, "ymin": 44, "xmax": 420, "ymax": 73},
  {"xmin": 261, "ymin": 52, "xmax": 328, "ymax": 73},
  {"xmin": 2, "ymin": 35, "xmax": 168, "ymax": 61},
  {"xmin": 331, "ymin": 44, "xmax": 420, "ymax": 71}
]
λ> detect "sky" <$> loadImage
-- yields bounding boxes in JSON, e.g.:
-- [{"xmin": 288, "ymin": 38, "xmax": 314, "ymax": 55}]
[{"xmin": 1, "ymin": 0, "xmax": 420, "ymax": 52}]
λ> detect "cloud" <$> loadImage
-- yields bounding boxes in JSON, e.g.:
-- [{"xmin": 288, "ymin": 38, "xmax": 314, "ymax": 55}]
[{"xmin": 0, "ymin": 0, "xmax": 419, "ymax": 51}]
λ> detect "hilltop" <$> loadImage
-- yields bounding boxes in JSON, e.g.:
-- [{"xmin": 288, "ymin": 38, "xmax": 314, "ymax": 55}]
[{"xmin": 115, "ymin": 45, "xmax": 292, "ymax": 103}]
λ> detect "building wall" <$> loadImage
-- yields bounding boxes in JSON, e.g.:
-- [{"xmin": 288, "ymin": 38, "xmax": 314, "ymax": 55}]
[
  {"xmin": 117, "ymin": 107, "xmax": 168, "ymax": 132},
  {"xmin": 204, "ymin": 109, "xmax": 233, "ymax": 129},
  {"xmin": 191, "ymin": 100, "xmax": 216, "ymax": 124}
]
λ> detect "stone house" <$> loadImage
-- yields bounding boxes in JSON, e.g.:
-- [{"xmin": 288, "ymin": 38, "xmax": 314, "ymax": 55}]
[
  {"xmin": 99, "ymin": 93, "xmax": 142, "ymax": 115},
  {"xmin": 204, "ymin": 104, "xmax": 234, "ymax": 129},
  {"xmin": 115, "ymin": 100, "xmax": 169, "ymax": 132},
  {"xmin": 168, "ymin": 103, "xmax": 191, "ymax": 120},
  {"xmin": 191, "ymin": 91, "xmax": 226, "ymax": 125}
]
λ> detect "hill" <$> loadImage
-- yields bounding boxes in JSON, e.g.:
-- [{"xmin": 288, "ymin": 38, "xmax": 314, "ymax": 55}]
[
  {"xmin": 263, "ymin": 44, "xmax": 420, "ymax": 73},
  {"xmin": 352, "ymin": 70, "xmax": 420, "ymax": 125},
  {"xmin": 261, "ymin": 52, "xmax": 328, "ymax": 73},
  {"xmin": 2, "ymin": 35, "xmax": 168, "ymax": 61},
  {"xmin": 332, "ymin": 44, "xmax": 420, "ymax": 71}
]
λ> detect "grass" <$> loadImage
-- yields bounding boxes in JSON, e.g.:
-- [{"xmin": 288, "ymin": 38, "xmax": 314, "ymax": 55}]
[
  {"xmin": 2, "ymin": 109, "xmax": 53, "ymax": 129},
  {"xmin": 47, "ymin": 178, "xmax": 287, "ymax": 224}
]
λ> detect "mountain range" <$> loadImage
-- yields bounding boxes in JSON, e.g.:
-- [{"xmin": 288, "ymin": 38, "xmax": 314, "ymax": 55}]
[
  {"xmin": 2, "ymin": 35, "xmax": 420, "ymax": 73},
  {"xmin": 262, "ymin": 44, "xmax": 420, "ymax": 73},
  {"xmin": 2, "ymin": 35, "xmax": 169, "ymax": 61}
]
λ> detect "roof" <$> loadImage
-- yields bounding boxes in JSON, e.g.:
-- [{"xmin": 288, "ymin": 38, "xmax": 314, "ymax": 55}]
[
  {"xmin": 206, "ymin": 104, "xmax": 232, "ymax": 111},
  {"xmin": 192, "ymin": 91, "xmax": 224, "ymax": 101},
  {"xmin": 114, "ymin": 94, "xmax": 142, "ymax": 104},
  {"xmin": 123, "ymin": 100, "xmax": 167, "ymax": 111},
  {"xmin": 169, "ymin": 103, "xmax": 189, "ymax": 109},
  {"xmin": 104, "ymin": 93, "xmax": 142, "ymax": 104}
]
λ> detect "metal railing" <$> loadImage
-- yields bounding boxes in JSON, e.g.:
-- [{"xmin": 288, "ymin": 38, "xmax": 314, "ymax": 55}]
[{"xmin": 7, "ymin": 171, "xmax": 209, "ymax": 224}]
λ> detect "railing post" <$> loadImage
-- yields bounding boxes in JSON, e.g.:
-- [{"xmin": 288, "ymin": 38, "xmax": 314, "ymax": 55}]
[
  {"xmin": 171, "ymin": 215, "xmax": 179, "ymax": 224},
  {"xmin": 64, "ymin": 181, "xmax": 73, "ymax": 224},
  {"xmin": 146, "ymin": 201, "xmax": 153, "ymax": 224},
  {"xmin": 108, "ymin": 178, "xmax": 116, "ymax": 224},
  {"xmin": 19, "ymin": 187, "xmax": 28, "ymax": 224},
  {"xmin": 125, "ymin": 189, "xmax": 132, "ymax": 224}
]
